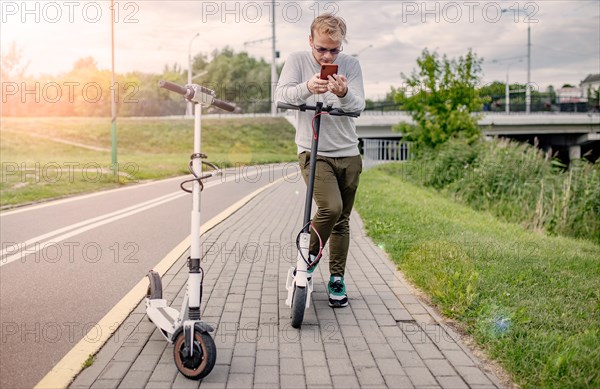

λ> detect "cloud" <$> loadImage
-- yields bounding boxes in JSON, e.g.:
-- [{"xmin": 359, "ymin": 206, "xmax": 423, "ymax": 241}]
[{"xmin": 1, "ymin": 0, "xmax": 598, "ymax": 99}]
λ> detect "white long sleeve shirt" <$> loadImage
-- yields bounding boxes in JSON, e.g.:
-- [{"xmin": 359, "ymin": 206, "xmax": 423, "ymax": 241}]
[{"xmin": 275, "ymin": 51, "xmax": 365, "ymax": 157}]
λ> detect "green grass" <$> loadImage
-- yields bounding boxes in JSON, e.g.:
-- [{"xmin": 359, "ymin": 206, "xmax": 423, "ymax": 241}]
[
  {"xmin": 403, "ymin": 137, "xmax": 600, "ymax": 243},
  {"xmin": 0, "ymin": 116, "xmax": 296, "ymax": 208},
  {"xmin": 355, "ymin": 164, "xmax": 600, "ymax": 388}
]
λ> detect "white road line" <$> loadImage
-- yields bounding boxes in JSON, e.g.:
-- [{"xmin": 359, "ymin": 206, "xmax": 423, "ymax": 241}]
[
  {"xmin": 0, "ymin": 192, "xmax": 185, "ymax": 267},
  {"xmin": 0, "ymin": 175, "xmax": 186, "ymax": 217},
  {"xmin": 1, "ymin": 192, "xmax": 179, "ymax": 257},
  {"xmin": 1, "ymin": 165, "xmax": 291, "ymax": 267},
  {"xmin": 0, "ymin": 179, "xmax": 225, "ymax": 267}
]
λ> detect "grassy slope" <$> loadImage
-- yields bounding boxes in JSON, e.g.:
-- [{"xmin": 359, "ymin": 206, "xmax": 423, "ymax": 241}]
[
  {"xmin": 0, "ymin": 116, "xmax": 296, "ymax": 207},
  {"xmin": 355, "ymin": 164, "xmax": 600, "ymax": 388}
]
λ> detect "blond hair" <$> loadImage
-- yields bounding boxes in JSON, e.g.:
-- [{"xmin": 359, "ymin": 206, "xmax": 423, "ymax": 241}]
[{"xmin": 311, "ymin": 13, "xmax": 347, "ymax": 43}]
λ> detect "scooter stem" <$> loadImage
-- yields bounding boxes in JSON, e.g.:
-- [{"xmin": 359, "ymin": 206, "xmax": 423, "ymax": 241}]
[
  {"xmin": 302, "ymin": 101, "xmax": 323, "ymax": 233},
  {"xmin": 188, "ymin": 102, "xmax": 203, "ymax": 318}
]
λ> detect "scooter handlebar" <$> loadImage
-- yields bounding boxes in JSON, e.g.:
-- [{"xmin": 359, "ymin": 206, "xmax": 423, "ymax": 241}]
[
  {"xmin": 277, "ymin": 102, "xmax": 303, "ymax": 111},
  {"xmin": 158, "ymin": 80, "xmax": 191, "ymax": 97},
  {"xmin": 158, "ymin": 80, "xmax": 236, "ymax": 112},
  {"xmin": 213, "ymin": 98, "xmax": 236, "ymax": 112},
  {"xmin": 276, "ymin": 101, "xmax": 361, "ymax": 117}
]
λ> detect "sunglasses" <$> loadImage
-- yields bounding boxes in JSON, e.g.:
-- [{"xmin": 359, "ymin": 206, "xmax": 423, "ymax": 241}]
[{"xmin": 312, "ymin": 44, "xmax": 343, "ymax": 55}]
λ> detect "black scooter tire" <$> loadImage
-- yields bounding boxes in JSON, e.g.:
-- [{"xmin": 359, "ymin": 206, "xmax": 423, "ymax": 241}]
[
  {"xmin": 291, "ymin": 286, "xmax": 307, "ymax": 329},
  {"xmin": 146, "ymin": 270, "xmax": 163, "ymax": 299}
]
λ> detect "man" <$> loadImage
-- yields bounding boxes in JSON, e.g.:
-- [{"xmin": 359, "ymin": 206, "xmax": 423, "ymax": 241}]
[{"xmin": 276, "ymin": 13, "xmax": 365, "ymax": 308}]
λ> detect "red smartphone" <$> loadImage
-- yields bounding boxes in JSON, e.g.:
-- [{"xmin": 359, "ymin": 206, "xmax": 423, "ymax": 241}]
[{"xmin": 320, "ymin": 64, "xmax": 338, "ymax": 80}]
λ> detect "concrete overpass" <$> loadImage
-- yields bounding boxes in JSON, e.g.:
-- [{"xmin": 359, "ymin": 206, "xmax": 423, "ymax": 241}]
[{"xmin": 355, "ymin": 112, "xmax": 600, "ymax": 162}]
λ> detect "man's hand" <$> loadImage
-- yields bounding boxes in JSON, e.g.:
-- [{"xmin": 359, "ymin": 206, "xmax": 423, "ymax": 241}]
[
  {"xmin": 307, "ymin": 73, "xmax": 329, "ymax": 94},
  {"xmin": 308, "ymin": 73, "xmax": 348, "ymax": 97},
  {"xmin": 327, "ymin": 74, "xmax": 348, "ymax": 97}
]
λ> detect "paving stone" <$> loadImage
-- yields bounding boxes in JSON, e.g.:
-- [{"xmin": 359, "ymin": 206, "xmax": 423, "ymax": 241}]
[
  {"xmin": 254, "ymin": 365, "xmax": 280, "ymax": 384},
  {"xmin": 327, "ymin": 357, "xmax": 356, "ymax": 376},
  {"xmin": 172, "ymin": 373, "xmax": 201, "ymax": 389},
  {"xmin": 442, "ymin": 350, "xmax": 477, "ymax": 367},
  {"xmin": 148, "ymin": 362, "xmax": 177, "ymax": 382},
  {"xmin": 383, "ymin": 374, "xmax": 415, "ymax": 388},
  {"xmin": 229, "ymin": 356, "xmax": 255, "ymax": 374},
  {"xmin": 98, "ymin": 362, "xmax": 131, "ymax": 380},
  {"xmin": 355, "ymin": 365, "xmax": 386, "ymax": 387},
  {"xmin": 436, "ymin": 375, "xmax": 470, "ymax": 389},
  {"xmin": 256, "ymin": 349, "xmax": 279, "ymax": 365},
  {"xmin": 90, "ymin": 379, "xmax": 120, "ymax": 389},
  {"xmin": 305, "ymin": 366, "xmax": 333, "ymax": 387},
  {"xmin": 117, "ymin": 370, "xmax": 152, "ymax": 389},
  {"xmin": 454, "ymin": 365, "xmax": 495, "ymax": 386},
  {"xmin": 331, "ymin": 374, "xmax": 361, "ymax": 388},
  {"xmin": 226, "ymin": 373, "xmax": 253, "ymax": 389},
  {"xmin": 280, "ymin": 374, "xmax": 306, "ymax": 389},
  {"xmin": 370, "ymin": 343, "xmax": 397, "ymax": 359},
  {"xmin": 375, "ymin": 358, "xmax": 404, "ymax": 376},
  {"xmin": 425, "ymin": 359, "xmax": 458, "ymax": 377},
  {"xmin": 404, "ymin": 366, "xmax": 439, "ymax": 387}
]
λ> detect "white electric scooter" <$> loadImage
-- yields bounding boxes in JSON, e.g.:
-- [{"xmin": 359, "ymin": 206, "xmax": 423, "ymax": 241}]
[
  {"xmin": 277, "ymin": 101, "xmax": 360, "ymax": 328},
  {"xmin": 145, "ymin": 80, "xmax": 235, "ymax": 379}
]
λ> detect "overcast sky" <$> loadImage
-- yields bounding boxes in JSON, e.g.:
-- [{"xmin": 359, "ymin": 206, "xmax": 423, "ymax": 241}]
[{"xmin": 2, "ymin": 0, "xmax": 599, "ymax": 99}]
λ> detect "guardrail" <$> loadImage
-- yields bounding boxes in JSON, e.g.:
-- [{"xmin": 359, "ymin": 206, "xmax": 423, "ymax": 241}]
[{"xmin": 363, "ymin": 139, "xmax": 411, "ymax": 162}]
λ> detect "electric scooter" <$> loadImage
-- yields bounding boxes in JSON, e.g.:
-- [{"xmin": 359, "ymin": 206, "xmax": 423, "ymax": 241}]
[
  {"xmin": 276, "ymin": 101, "xmax": 360, "ymax": 328},
  {"xmin": 145, "ymin": 80, "xmax": 235, "ymax": 379}
]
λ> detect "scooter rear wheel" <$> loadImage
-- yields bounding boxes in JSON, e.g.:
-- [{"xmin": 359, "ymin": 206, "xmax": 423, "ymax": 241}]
[
  {"xmin": 146, "ymin": 271, "xmax": 162, "ymax": 299},
  {"xmin": 291, "ymin": 286, "xmax": 307, "ymax": 328},
  {"xmin": 173, "ymin": 327, "xmax": 216, "ymax": 380}
]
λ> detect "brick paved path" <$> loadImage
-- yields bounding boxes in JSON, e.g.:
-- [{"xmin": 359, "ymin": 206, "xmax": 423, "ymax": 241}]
[{"xmin": 70, "ymin": 178, "xmax": 504, "ymax": 389}]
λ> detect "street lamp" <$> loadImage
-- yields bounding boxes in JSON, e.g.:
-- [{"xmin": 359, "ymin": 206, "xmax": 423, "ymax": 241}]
[
  {"xmin": 270, "ymin": 0, "xmax": 277, "ymax": 116},
  {"xmin": 504, "ymin": 59, "xmax": 523, "ymax": 114},
  {"xmin": 351, "ymin": 44, "xmax": 373, "ymax": 57},
  {"xmin": 187, "ymin": 32, "xmax": 200, "ymax": 117},
  {"xmin": 110, "ymin": 0, "xmax": 117, "ymax": 170},
  {"xmin": 502, "ymin": 8, "xmax": 532, "ymax": 114}
]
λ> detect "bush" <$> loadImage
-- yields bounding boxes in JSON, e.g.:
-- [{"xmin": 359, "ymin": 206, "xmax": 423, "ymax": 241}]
[{"xmin": 402, "ymin": 138, "xmax": 600, "ymax": 243}]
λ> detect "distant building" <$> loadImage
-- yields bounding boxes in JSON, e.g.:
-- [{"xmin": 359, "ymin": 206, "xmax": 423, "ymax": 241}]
[
  {"xmin": 556, "ymin": 86, "xmax": 585, "ymax": 104},
  {"xmin": 580, "ymin": 73, "xmax": 600, "ymax": 99}
]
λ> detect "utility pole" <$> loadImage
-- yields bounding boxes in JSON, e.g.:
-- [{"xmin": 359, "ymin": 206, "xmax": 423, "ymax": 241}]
[
  {"xmin": 271, "ymin": 0, "xmax": 277, "ymax": 116},
  {"xmin": 526, "ymin": 22, "xmax": 531, "ymax": 114},
  {"xmin": 110, "ymin": 0, "xmax": 117, "ymax": 171},
  {"xmin": 245, "ymin": 4, "xmax": 278, "ymax": 116},
  {"xmin": 502, "ymin": 8, "xmax": 532, "ymax": 114}
]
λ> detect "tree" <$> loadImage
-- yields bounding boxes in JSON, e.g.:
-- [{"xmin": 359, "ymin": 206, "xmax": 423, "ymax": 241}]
[
  {"xmin": 1, "ymin": 41, "xmax": 29, "ymax": 81},
  {"xmin": 199, "ymin": 48, "xmax": 271, "ymax": 112},
  {"xmin": 394, "ymin": 48, "xmax": 484, "ymax": 149}
]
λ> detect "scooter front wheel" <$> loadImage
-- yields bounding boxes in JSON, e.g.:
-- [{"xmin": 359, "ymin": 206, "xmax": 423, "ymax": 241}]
[
  {"xmin": 291, "ymin": 286, "xmax": 307, "ymax": 328},
  {"xmin": 173, "ymin": 327, "xmax": 217, "ymax": 380}
]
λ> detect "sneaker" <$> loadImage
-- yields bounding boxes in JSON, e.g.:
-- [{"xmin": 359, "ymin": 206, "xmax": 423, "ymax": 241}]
[{"xmin": 328, "ymin": 276, "xmax": 348, "ymax": 307}]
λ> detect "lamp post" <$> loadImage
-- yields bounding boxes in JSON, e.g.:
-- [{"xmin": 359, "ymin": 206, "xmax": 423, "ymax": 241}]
[
  {"xmin": 110, "ymin": 0, "xmax": 117, "ymax": 170},
  {"xmin": 187, "ymin": 32, "xmax": 200, "ymax": 117},
  {"xmin": 504, "ymin": 59, "xmax": 523, "ymax": 114},
  {"xmin": 351, "ymin": 44, "xmax": 373, "ymax": 57},
  {"xmin": 502, "ymin": 8, "xmax": 532, "ymax": 114},
  {"xmin": 270, "ymin": 0, "xmax": 277, "ymax": 116}
]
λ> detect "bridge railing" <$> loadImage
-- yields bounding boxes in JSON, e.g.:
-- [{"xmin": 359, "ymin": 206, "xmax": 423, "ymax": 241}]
[{"xmin": 363, "ymin": 139, "xmax": 411, "ymax": 162}]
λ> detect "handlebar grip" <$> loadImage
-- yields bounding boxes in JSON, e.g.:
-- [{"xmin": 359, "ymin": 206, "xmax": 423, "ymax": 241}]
[
  {"xmin": 276, "ymin": 102, "xmax": 302, "ymax": 110},
  {"xmin": 213, "ymin": 98, "xmax": 236, "ymax": 112},
  {"xmin": 158, "ymin": 80, "xmax": 190, "ymax": 97}
]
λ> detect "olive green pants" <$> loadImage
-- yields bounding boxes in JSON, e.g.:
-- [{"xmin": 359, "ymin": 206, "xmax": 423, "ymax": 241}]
[{"xmin": 298, "ymin": 152, "xmax": 362, "ymax": 277}]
